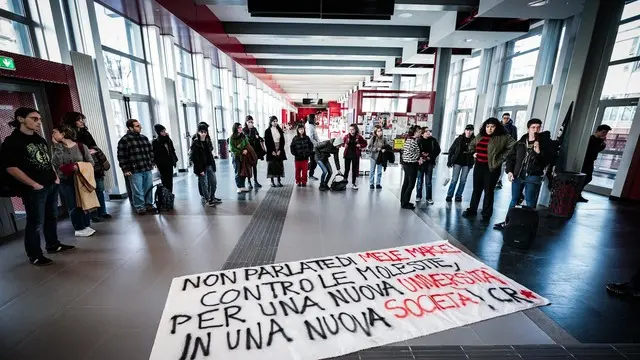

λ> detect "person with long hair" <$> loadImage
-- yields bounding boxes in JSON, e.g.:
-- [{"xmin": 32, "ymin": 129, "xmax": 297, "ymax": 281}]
[
  {"xmin": 289, "ymin": 124, "xmax": 314, "ymax": 186},
  {"xmin": 463, "ymin": 118, "xmax": 515, "ymax": 220},
  {"xmin": 62, "ymin": 112, "xmax": 112, "ymax": 221},
  {"xmin": 400, "ymin": 126, "xmax": 422, "ymax": 209},
  {"xmin": 152, "ymin": 124, "xmax": 178, "ymax": 192},
  {"xmin": 264, "ymin": 116, "xmax": 286, "ymax": 187},
  {"xmin": 229, "ymin": 122, "xmax": 251, "ymax": 193},
  {"xmin": 342, "ymin": 123, "xmax": 367, "ymax": 190},
  {"xmin": 191, "ymin": 124, "xmax": 219, "ymax": 206},
  {"xmin": 1, "ymin": 108, "xmax": 74, "ymax": 266},
  {"xmin": 446, "ymin": 124, "xmax": 475, "ymax": 202},
  {"xmin": 243, "ymin": 115, "xmax": 264, "ymax": 188},
  {"xmin": 416, "ymin": 126, "xmax": 441, "ymax": 204},
  {"xmin": 305, "ymin": 114, "xmax": 320, "ymax": 180},
  {"xmin": 51, "ymin": 124, "xmax": 96, "ymax": 237},
  {"xmin": 367, "ymin": 126, "xmax": 388, "ymax": 189}
]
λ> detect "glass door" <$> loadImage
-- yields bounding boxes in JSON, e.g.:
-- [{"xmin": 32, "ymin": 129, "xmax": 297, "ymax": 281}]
[
  {"xmin": 496, "ymin": 106, "xmax": 527, "ymax": 137},
  {"xmin": 177, "ymin": 102, "xmax": 199, "ymax": 168},
  {"xmin": 587, "ymin": 98, "xmax": 639, "ymax": 194}
]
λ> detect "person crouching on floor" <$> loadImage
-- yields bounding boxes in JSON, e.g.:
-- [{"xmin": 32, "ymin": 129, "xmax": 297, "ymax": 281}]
[
  {"xmin": 191, "ymin": 124, "xmax": 221, "ymax": 207},
  {"xmin": 290, "ymin": 124, "xmax": 314, "ymax": 187},
  {"xmin": 314, "ymin": 136, "xmax": 344, "ymax": 191}
]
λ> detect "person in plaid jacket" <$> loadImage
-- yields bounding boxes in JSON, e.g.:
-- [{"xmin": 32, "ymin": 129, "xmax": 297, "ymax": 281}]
[{"xmin": 117, "ymin": 119, "xmax": 156, "ymax": 215}]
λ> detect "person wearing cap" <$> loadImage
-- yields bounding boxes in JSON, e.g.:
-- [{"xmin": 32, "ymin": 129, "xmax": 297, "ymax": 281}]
[
  {"xmin": 445, "ymin": 124, "xmax": 475, "ymax": 202},
  {"xmin": 152, "ymin": 124, "xmax": 178, "ymax": 192},
  {"xmin": 191, "ymin": 124, "xmax": 220, "ymax": 206},
  {"xmin": 314, "ymin": 137, "xmax": 343, "ymax": 191}
]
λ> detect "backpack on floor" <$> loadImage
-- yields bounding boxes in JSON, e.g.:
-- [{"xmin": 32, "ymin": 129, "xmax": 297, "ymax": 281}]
[
  {"xmin": 503, "ymin": 206, "xmax": 539, "ymax": 249},
  {"xmin": 330, "ymin": 174, "xmax": 348, "ymax": 192},
  {"xmin": 146, "ymin": 184, "xmax": 175, "ymax": 211}
]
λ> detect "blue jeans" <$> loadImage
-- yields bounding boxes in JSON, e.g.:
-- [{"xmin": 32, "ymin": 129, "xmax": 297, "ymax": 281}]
[
  {"xmin": 232, "ymin": 156, "xmax": 246, "ymax": 188},
  {"xmin": 447, "ymin": 164, "xmax": 471, "ymax": 199},
  {"xmin": 198, "ymin": 165, "xmax": 217, "ymax": 201},
  {"xmin": 21, "ymin": 184, "xmax": 60, "ymax": 259},
  {"xmin": 369, "ymin": 159, "xmax": 383, "ymax": 186},
  {"xmin": 416, "ymin": 164, "xmax": 434, "ymax": 200},
  {"xmin": 59, "ymin": 180, "xmax": 91, "ymax": 231},
  {"xmin": 317, "ymin": 159, "xmax": 332, "ymax": 186},
  {"xmin": 130, "ymin": 171, "xmax": 153, "ymax": 210},
  {"xmin": 510, "ymin": 175, "xmax": 543, "ymax": 208},
  {"xmin": 94, "ymin": 177, "xmax": 107, "ymax": 216}
]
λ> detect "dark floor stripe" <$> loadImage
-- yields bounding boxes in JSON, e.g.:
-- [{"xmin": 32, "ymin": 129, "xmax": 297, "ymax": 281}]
[{"xmin": 221, "ymin": 180, "xmax": 294, "ymax": 270}]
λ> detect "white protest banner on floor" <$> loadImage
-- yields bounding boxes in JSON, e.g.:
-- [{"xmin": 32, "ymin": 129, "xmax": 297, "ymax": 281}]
[{"xmin": 149, "ymin": 241, "xmax": 549, "ymax": 360}]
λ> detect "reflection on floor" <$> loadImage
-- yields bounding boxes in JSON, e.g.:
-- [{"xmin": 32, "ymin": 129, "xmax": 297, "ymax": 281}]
[{"xmin": 0, "ymin": 154, "xmax": 638, "ymax": 360}]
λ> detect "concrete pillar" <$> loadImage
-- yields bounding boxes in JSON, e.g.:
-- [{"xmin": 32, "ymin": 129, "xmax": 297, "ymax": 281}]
[
  {"xmin": 432, "ymin": 48, "xmax": 452, "ymax": 140},
  {"xmin": 390, "ymin": 74, "xmax": 401, "ymax": 90}
]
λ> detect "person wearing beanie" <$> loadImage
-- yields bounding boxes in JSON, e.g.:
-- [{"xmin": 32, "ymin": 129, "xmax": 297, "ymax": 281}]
[
  {"xmin": 445, "ymin": 124, "xmax": 475, "ymax": 202},
  {"xmin": 152, "ymin": 124, "xmax": 178, "ymax": 192},
  {"xmin": 190, "ymin": 124, "xmax": 220, "ymax": 206},
  {"xmin": 314, "ymin": 136, "xmax": 343, "ymax": 191}
]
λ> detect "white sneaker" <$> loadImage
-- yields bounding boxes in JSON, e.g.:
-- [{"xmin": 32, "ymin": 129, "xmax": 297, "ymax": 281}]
[
  {"xmin": 352, "ymin": 184, "xmax": 359, "ymax": 190},
  {"xmin": 236, "ymin": 189, "xmax": 243, "ymax": 194},
  {"xmin": 75, "ymin": 228, "xmax": 95, "ymax": 237},
  {"xmin": 427, "ymin": 199, "xmax": 434, "ymax": 205}
]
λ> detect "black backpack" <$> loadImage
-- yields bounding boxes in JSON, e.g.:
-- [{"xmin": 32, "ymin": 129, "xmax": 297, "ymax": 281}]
[
  {"xmin": 503, "ymin": 206, "xmax": 539, "ymax": 249},
  {"xmin": 330, "ymin": 174, "xmax": 348, "ymax": 191},
  {"xmin": 145, "ymin": 184, "xmax": 175, "ymax": 211}
]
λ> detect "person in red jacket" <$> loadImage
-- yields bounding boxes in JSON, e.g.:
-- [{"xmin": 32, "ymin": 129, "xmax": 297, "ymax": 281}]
[{"xmin": 342, "ymin": 124, "xmax": 367, "ymax": 190}]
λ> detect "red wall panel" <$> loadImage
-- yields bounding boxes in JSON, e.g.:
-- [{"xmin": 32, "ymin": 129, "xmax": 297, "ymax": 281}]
[{"xmin": 297, "ymin": 107, "xmax": 318, "ymax": 122}]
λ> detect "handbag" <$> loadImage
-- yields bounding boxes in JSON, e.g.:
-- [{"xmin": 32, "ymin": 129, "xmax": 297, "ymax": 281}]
[{"xmin": 330, "ymin": 173, "xmax": 348, "ymax": 191}]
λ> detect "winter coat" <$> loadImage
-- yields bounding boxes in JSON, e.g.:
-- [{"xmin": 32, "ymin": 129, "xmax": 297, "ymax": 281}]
[
  {"xmin": 190, "ymin": 137, "xmax": 216, "ymax": 175},
  {"xmin": 51, "ymin": 142, "xmax": 94, "ymax": 180},
  {"xmin": 342, "ymin": 133, "xmax": 367, "ymax": 159},
  {"xmin": 117, "ymin": 131, "xmax": 154, "ymax": 174},
  {"xmin": 401, "ymin": 138, "xmax": 421, "ymax": 164},
  {"xmin": 243, "ymin": 126, "xmax": 266, "ymax": 160},
  {"xmin": 584, "ymin": 135, "xmax": 606, "ymax": 165},
  {"xmin": 315, "ymin": 140, "xmax": 341, "ymax": 170},
  {"xmin": 152, "ymin": 136, "xmax": 178, "ymax": 170},
  {"xmin": 264, "ymin": 127, "xmax": 287, "ymax": 162},
  {"xmin": 91, "ymin": 146, "xmax": 111, "ymax": 179},
  {"xmin": 470, "ymin": 134, "xmax": 516, "ymax": 171},
  {"xmin": 505, "ymin": 131, "xmax": 557, "ymax": 178},
  {"xmin": 376, "ymin": 144, "xmax": 395, "ymax": 170},
  {"xmin": 503, "ymin": 120, "xmax": 518, "ymax": 141},
  {"xmin": 305, "ymin": 122, "xmax": 320, "ymax": 146},
  {"xmin": 447, "ymin": 134, "xmax": 475, "ymax": 168},
  {"xmin": 239, "ymin": 145, "xmax": 258, "ymax": 178},
  {"xmin": 418, "ymin": 137, "xmax": 441, "ymax": 168},
  {"xmin": 368, "ymin": 135, "xmax": 388, "ymax": 162},
  {"xmin": 290, "ymin": 135, "xmax": 314, "ymax": 161}
]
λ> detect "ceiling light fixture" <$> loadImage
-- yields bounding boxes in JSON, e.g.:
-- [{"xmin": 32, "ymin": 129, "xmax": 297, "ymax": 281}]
[
  {"xmin": 464, "ymin": 38, "xmax": 473, "ymax": 42},
  {"xmin": 528, "ymin": 0, "xmax": 549, "ymax": 7},
  {"xmin": 398, "ymin": 13, "xmax": 413, "ymax": 18}
]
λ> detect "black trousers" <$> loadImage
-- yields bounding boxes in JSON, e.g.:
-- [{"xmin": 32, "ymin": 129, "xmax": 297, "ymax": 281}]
[
  {"xmin": 401, "ymin": 163, "xmax": 419, "ymax": 206},
  {"xmin": 580, "ymin": 162, "xmax": 594, "ymax": 193},
  {"xmin": 248, "ymin": 163, "xmax": 259, "ymax": 183},
  {"xmin": 158, "ymin": 166, "xmax": 174, "ymax": 193},
  {"xmin": 344, "ymin": 157, "xmax": 360, "ymax": 185},
  {"xmin": 469, "ymin": 162, "xmax": 501, "ymax": 217},
  {"xmin": 308, "ymin": 157, "xmax": 317, "ymax": 176}
]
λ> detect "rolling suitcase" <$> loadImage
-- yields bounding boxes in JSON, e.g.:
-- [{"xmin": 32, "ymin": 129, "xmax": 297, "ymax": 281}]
[{"xmin": 503, "ymin": 206, "xmax": 539, "ymax": 249}]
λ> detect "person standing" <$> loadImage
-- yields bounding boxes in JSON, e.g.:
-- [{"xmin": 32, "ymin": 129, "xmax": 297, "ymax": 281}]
[
  {"xmin": 578, "ymin": 124, "xmax": 611, "ymax": 202},
  {"xmin": 62, "ymin": 111, "xmax": 112, "ymax": 221},
  {"xmin": 191, "ymin": 124, "xmax": 219, "ymax": 206},
  {"xmin": 1, "ymin": 108, "xmax": 74, "ymax": 266},
  {"xmin": 229, "ymin": 122, "xmax": 251, "ymax": 193},
  {"xmin": 51, "ymin": 125, "xmax": 96, "ymax": 237},
  {"xmin": 368, "ymin": 126, "xmax": 388, "ymax": 189},
  {"xmin": 243, "ymin": 115, "xmax": 264, "ymax": 188},
  {"xmin": 314, "ymin": 137, "xmax": 343, "ymax": 191},
  {"xmin": 152, "ymin": 124, "xmax": 178, "ymax": 192},
  {"xmin": 496, "ymin": 112, "xmax": 518, "ymax": 189},
  {"xmin": 290, "ymin": 124, "xmax": 314, "ymax": 187},
  {"xmin": 117, "ymin": 119, "xmax": 156, "ymax": 215},
  {"xmin": 416, "ymin": 127, "xmax": 441, "ymax": 204},
  {"xmin": 264, "ymin": 116, "xmax": 286, "ymax": 187},
  {"xmin": 400, "ymin": 126, "xmax": 422, "ymax": 209},
  {"xmin": 446, "ymin": 124, "xmax": 475, "ymax": 202},
  {"xmin": 306, "ymin": 114, "xmax": 320, "ymax": 180},
  {"xmin": 463, "ymin": 118, "xmax": 515, "ymax": 220},
  {"xmin": 342, "ymin": 124, "xmax": 367, "ymax": 190}
]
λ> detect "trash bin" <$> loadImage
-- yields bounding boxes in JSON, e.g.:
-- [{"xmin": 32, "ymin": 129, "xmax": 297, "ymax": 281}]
[
  {"xmin": 218, "ymin": 139, "xmax": 229, "ymax": 159},
  {"xmin": 548, "ymin": 172, "xmax": 586, "ymax": 218}
]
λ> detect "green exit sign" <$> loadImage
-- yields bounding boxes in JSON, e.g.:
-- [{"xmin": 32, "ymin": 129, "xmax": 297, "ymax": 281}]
[{"xmin": 0, "ymin": 56, "xmax": 16, "ymax": 71}]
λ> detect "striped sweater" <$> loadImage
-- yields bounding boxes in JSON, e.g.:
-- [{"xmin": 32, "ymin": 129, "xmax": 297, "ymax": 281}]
[
  {"xmin": 475, "ymin": 136, "xmax": 490, "ymax": 163},
  {"xmin": 402, "ymin": 138, "xmax": 421, "ymax": 163}
]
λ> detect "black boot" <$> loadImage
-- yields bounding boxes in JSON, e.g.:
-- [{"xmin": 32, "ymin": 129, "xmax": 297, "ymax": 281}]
[
  {"xmin": 277, "ymin": 177, "xmax": 283, "ymax": 187},
  {"xmin": 254, "ymin": 177, "xmax": 262, "ymax": 188}
]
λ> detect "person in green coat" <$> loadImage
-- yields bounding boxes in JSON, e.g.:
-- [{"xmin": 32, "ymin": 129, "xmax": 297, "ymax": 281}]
[{"xmin": 229, "ymin": 122, "xmax": 250, "ymax": 193}]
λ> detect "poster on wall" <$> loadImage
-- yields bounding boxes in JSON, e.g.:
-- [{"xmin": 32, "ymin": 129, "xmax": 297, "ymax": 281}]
[{"xmin": 149, "ymin": 241, "xmax": 549, "ymax": 360}]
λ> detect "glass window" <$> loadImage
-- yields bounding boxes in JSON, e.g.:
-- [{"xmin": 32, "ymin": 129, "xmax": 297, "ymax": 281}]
[
  {"xmin": 621, "ymin": 1, "xmax": 640, "ymax": 21},
  {"xmin": 0, "ymin": 17, "xmax": 32, "ymax": 56},
  {"xmin": 460, "ymin": 68, "xmax": 479, "ymax": 91},
  {"xmin": 103, "ymin": 51, "xmax": 149, "ymax": 95},
  {"xmin": 0, "ymin": 0, "xmax": 24, "ymax": 15},
  {"xmin": 601, "ymin": 61, "xmax": 640, "ymax": 99},
  {"xmin": 503, "ymin": 50, "xmax": 538, "ymax": 81},
  {"xmin": 499, "ymin": 80, "xmax": 533, "ymax": 106},
  {"xmin": 611, "ymin": 20, "xmax": 640, "ymax": 62},
  {"xmin": 458, "ymin": 89, "xmax": 476, "ymax": 109},
  {"xmin": 177, "ymin": 75, "xmax": 195, "ymax": 102},
  {"xmin": 512, "ymin": 34, "xmax": 542, "ymax": 55},
  {"xmin": 129, "ymin": 100, "xmax": 153, "ymax": 140},
  {"xmin": 94, "ymin": 3, "xmax": 144, "ymax": 59},
  {"xmin": 175, "ymin": 46, "xmax": 193, "ymax": 76},
  {"xmin": 462, "ymin": 56, "xmax": 481, "ymax": 71}
]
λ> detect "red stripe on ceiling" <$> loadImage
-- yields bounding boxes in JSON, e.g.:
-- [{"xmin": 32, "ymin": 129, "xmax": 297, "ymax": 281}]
[{"xmin": 154, "ymin": 0, "xmax": 288, "ymax": 100}]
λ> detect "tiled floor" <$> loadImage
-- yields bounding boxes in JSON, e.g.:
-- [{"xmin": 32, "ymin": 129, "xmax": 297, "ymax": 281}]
[{"xmin": 0, "ymin": 138, "xmax": 639, "ymax": 359}]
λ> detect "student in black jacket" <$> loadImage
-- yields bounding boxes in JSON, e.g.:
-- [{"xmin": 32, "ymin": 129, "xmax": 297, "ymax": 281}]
[
  {"xmin": 416, "ymin": 127, "xmax": 441, "ymax": 204},
  {"xmin": 190, "ymin": 124, "xmax": 220, "ymax": 207},
  {"xmin": 152, "ymin": 124, "xmax": 178, "ymax": 192},
  {"xmin": 578, "ymin": 124, "xmax": 611, "ymax": 202},
  {"xmin": 290, "ymin": 124, "xmax": 314, "ymax": 187},
  {"xmin": 243, "ymin": 115, "xmax": 264, "ymax": 188},
  {"xmin": 264, "ymin": 116, "xmax": 286, "ymax": 187},
  {"xmin": 446, "ymin": 124, "xmax": 475, "ymax": 202},
  {"xmin": 315, "ymin": 137, "xmax": 343, "ymax": 191}
]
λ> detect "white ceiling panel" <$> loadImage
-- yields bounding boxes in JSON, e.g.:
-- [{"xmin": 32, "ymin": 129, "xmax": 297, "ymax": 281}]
[
  {"xmin": 208, "ymin": 5, "xmax": 447, "ymax": 26},
  {"xmin": 249, "ymin": 53, "xmax": 390, "ymax": 62},
  {"xmin": 260, "ymin": 65, "xmax": 380, "ymax": 70},
  {"xmin": 478, "ymin": 0, "xmax": 586, "ymax": 20},
  {"xmin": 431, "ymin": 30, "xmax": 526, "ymax": 49},
  {"xmin": 234, "ymin": 35, "xmax": 419, "ymax": 47}
]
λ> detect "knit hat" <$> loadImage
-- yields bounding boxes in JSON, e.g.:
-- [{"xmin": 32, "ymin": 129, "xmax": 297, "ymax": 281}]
[
  {"xmin": 197, "ymin": 123, "xmax": 209, "ymax": 133},
  {"xmin": 465, "ymin": 124, "xmax": 474, "ymax": 131},
  {"xmin": 154, "ymin": 124, "xmax": 166, "ymax": 135}
]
